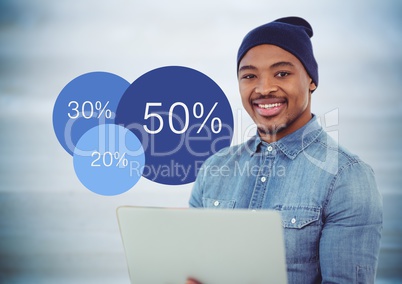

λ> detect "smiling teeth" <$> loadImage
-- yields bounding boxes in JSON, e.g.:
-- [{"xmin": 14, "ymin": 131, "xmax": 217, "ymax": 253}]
[{"xmin": 258, "ymin": 103, "xmax": 282, "ymax": 109}]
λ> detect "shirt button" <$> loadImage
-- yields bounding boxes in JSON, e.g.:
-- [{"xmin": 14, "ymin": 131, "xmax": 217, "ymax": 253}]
[
  {"xmin": 213, "ymin": 200, "xmax": 220, "ymax": 206},
  {"xmin": 291, "ymin": 218, "xmax": 296, "ymax": 224},
  {"xmin": 260, "ymin": 176, "xmax": 267, "ymax": 182},
  {"xmin": 267, "ymin": 146, "xmax": 273, "ymax": 152}
]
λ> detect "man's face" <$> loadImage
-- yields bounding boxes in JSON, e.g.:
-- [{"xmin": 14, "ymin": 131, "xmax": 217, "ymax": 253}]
[{"xmin": 238, "ymin": 44, "xmax": 316, "ymax": 142}]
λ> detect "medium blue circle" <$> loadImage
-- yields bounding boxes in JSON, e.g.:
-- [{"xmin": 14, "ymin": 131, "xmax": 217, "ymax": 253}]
[
  {"xmin": 115, "ymin": 66, "xmax": 234, "ymax": 185},
  {"xmin": 53, "ymin": 72, "xmax": 130, "ymax": 155},
  {"xmin": 73, "ymin": 124, "xmax": 145, "ymax": 196}
]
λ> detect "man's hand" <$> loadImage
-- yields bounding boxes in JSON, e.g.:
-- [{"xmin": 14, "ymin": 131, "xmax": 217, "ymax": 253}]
[{"xmin": 186, "ymin": 277, "xmax": 202, "ymax": 284}]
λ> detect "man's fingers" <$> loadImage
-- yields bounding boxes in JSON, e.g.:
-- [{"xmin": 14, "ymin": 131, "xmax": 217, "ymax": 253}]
[{"xmin": 186, "ymin": 277, "xmax": 202, "ymax": 284}]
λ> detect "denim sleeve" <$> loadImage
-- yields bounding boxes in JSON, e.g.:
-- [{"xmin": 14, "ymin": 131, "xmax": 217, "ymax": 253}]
[{"xmin": 319, "ymin": 161, "xmax": 383, "ymax": 283}]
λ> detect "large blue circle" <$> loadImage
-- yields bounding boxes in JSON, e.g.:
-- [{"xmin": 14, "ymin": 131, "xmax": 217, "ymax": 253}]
[
  {"xmin": 73, "ymin": 124, "xmax": 145, "ymax": 196},
  {"xmin": 53, "ymin": 72, "xmax": 130, "ymax": 155},
  {"xmin": 115, "ymin": 66, "xmax": 233, "ymax": 185}
]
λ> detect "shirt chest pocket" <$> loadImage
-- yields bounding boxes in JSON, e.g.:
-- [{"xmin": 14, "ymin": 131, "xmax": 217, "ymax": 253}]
[
  {"xmin": 202, "ymin": 198, "xmax": 236, "ymax": 209},
  {"xmin": 275, "ymin": 206, "xmax": 322, "ymax": 264}
]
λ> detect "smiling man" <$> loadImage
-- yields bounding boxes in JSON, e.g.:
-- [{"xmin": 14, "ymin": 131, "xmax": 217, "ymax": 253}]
[{"xmin": 189, "ymin": 17, "xmax": 383, "ymax": 283}]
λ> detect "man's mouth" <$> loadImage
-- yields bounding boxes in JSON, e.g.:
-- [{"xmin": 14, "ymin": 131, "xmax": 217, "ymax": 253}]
[{"xmin": 253, "ymin": 99, "xmax": 286, "ymax": 117}]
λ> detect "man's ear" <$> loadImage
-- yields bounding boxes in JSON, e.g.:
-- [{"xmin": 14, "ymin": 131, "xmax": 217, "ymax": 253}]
[{"xmin": 310, "ymin": 80, "xmax": 317, "ymax": 92}]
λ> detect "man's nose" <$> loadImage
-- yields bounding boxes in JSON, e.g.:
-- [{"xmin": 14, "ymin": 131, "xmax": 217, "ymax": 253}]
[{"xmin": 255, "ymin": 77, "xmax": 278, "ymax": 95}]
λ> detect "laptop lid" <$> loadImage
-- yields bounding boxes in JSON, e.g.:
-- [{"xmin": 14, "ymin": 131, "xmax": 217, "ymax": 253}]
[{"xmin": 117, "ymin": 206, "xmax": 287, "ymax": 284}]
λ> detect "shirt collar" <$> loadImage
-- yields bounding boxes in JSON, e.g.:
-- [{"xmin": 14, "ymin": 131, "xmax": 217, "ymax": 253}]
[{"xmin": 248, "ymin": 115, "xmax": 323, "ymax": 159}]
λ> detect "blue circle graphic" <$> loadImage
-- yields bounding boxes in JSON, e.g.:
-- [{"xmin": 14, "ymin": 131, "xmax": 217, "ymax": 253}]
[
  {"xmin": 53, "ymin": 72, "xmax": 130, "ymax": 155},
  {"xmin": 73, "ymin": 124, "xmax": 145, "ymax": 196},
  {"xmin": 115, "ymin": 66, "xmax": 233, "ymax": 185}
]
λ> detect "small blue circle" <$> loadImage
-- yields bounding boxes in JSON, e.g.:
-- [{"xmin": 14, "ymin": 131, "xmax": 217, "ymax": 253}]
[
  {"xmin": 115, "ymin": 66, "xmax": 233, "ymax": 185},
  {"xmin": 73, "ymin": 124, "xmax": 145, "ymax": 196},
  {"xmin": 53, "ymin": 72, "xmax": 130, "ymax": 155}
]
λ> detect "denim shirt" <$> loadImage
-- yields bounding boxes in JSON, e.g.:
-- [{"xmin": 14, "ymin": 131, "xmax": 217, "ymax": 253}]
[{"xmin": 189, "ymin": 116, "xmax": 383, "ymax": 284}]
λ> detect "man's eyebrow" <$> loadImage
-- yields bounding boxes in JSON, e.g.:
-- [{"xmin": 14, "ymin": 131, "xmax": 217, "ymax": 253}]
[
  {"xmin": 270, "ymin": 61, "xmax": 295, "ymax": 69},
  {"xmin": 238, "ymin": 65, "xmax": 257, "ymax": 73},
  {"xmin": 238, "ymin": 62, "xmax": 295, "ymax": 73}
]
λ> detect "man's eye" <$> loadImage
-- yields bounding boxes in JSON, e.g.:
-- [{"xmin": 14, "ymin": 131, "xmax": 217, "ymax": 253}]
[
  {"xmin": 276, "ymin": 71, "xmax": 290, "ymax": 78},
  {"xmin": 242, "ymin": 74, "xmax": 256, "ymax": 79}
]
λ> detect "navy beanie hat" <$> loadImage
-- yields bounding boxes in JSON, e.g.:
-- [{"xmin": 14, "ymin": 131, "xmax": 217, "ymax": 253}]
[{"xmin": 237, "ymin": 16, "xmax": 319, "ymax": 87}]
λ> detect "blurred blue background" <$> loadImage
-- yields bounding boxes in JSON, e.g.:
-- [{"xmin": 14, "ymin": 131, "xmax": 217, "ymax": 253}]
[{"xmin": 0, "ymin": 0, "xmax": 401, "ymax": 283}]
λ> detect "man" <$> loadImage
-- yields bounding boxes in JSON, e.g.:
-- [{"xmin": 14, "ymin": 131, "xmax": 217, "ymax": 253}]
[{"xmin": 188, "ymin": 17, "xmax": 382, "ymax": 283}]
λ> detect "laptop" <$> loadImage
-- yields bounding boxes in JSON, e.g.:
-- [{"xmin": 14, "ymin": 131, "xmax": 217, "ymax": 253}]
[{"xmin": 117, "ymin": 206, "xmax": 287, "ymax": 284}]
